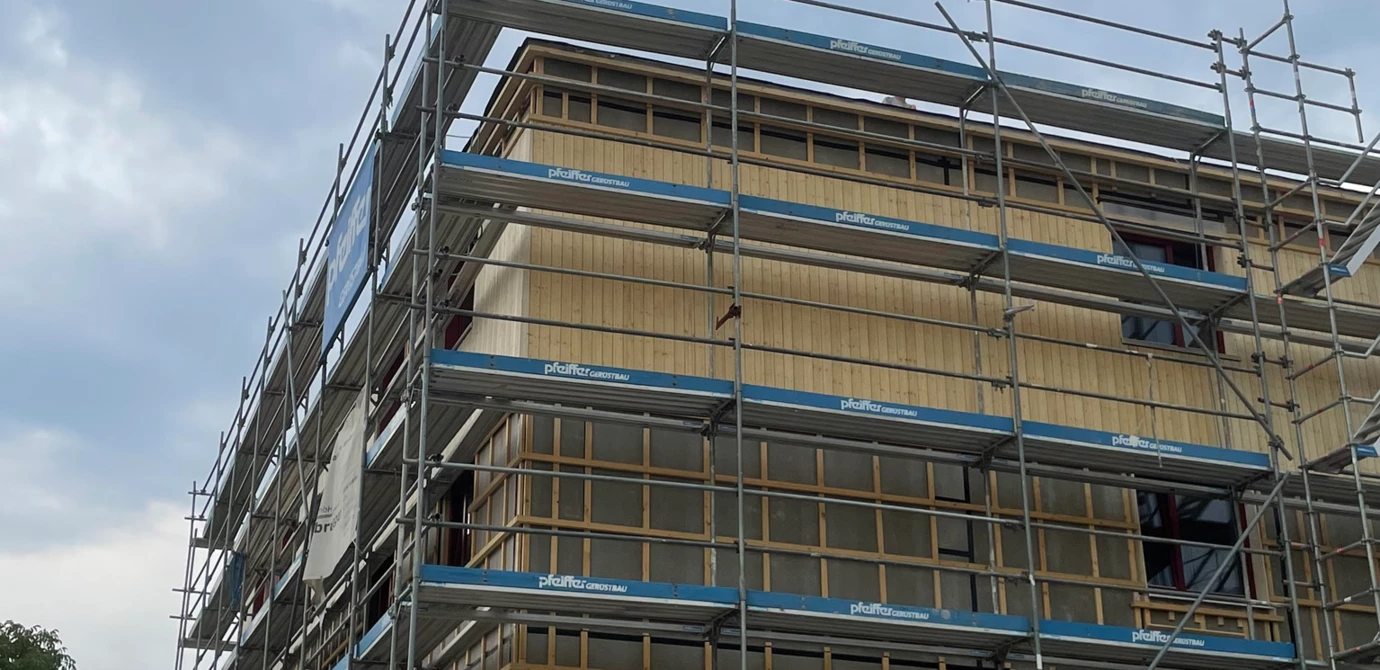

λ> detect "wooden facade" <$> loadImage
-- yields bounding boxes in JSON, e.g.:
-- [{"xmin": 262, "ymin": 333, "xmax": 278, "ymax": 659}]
[{"xmin": 441, "ymin": 41, "xmax": 1380, "ymax": 668}]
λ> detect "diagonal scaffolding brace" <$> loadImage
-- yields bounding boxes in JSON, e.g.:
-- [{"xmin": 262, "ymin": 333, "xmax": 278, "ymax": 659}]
[{"xmin": 935, "ymin": 0, "xmax": 1291, "ymax": 460}]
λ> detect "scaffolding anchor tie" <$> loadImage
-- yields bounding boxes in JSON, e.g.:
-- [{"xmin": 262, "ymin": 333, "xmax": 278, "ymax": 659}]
[{"xmin": 715, "ymin": 303, "xmax": 741, "ymax": 331}]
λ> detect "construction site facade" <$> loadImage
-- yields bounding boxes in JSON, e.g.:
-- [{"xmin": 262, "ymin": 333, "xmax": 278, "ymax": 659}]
[{"xmin": 175, "ymin": 2, "xmax": 1380, "ymax": 670}]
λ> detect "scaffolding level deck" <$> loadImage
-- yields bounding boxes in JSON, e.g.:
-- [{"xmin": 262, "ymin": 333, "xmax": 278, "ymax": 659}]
[
  {"xmin": 451, "ymin": 0, "xmax": 725, "ymax": 59},
  {"xmin": 431, "ymin": 349, "xmax": 733, "ymax": 418},
  {"xmin": 1036, "ymin": 619, "xmax": 1294, "ymax": 670},
  {"xmin": 196, "ymin": 0, "xmax": 500, "ymax": 550},
  {"xmin": 448, "ymin": 0, "xmax": 1380, "ymax": 184},
  {"xmin": 444, "ymin": 0, "xmax": 1280, "ymax": 169},
  {"xmin": 429, "ymin": 351, "xmax": 1272, "ymax": 489},
  {"xmin": 436, "ymin": 152, "xmax": 1270, "ymax": 319},
  {"xmin": 411, "ymin": 566, "xmax": 1294, "ymax": 670}
]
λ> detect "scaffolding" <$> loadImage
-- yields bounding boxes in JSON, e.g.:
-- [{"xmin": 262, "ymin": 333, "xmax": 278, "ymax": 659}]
[{"xmin": 171, "ymin": 1, "xmax": 1380, "ymax": 670}]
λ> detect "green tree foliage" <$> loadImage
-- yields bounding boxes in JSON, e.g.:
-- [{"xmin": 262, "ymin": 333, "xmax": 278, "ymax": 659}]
[{"xmin": 0, "ymin": 622, "xmax": 76, "ymax": 670}]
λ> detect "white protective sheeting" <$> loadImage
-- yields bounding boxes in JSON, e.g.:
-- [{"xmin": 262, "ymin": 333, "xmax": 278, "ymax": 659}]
[{"xmin": 304, "ymin": 389, "xmax": 367, "ymax": 600}]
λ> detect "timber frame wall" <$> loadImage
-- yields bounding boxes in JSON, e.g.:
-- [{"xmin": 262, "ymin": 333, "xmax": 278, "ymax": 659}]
[{"xmin": 173, "ymin": 2, "xmax": 1380, "ymax": 670}]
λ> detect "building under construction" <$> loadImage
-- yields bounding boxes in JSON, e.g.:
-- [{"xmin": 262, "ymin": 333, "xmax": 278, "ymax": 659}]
[{"xmin": 173, "ymin": 1, "xmax": 1380, "ymax": 669}]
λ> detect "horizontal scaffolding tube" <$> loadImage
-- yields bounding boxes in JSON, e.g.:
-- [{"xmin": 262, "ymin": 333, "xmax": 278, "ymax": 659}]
[
  {"xmin": 413, "ymin": 517, "xmax": 1279, "ymax": 603},
  {"xmin": 409, "ymin": 457, "xmax": 1281, "ymax": 557},
  {"xmin": 457, "ymin": 98, "xmax": 1243, "ymax": 248},
  {"xmin": 991, "ymin": 0, "xmax": 1213, "ymax": 50}
]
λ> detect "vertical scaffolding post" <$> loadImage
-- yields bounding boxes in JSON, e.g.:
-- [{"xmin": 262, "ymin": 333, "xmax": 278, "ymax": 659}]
[
  {"xmin": 703, "ymin": 48, "xmax": 720, "ymax": 591},
  {"xmin": 727, "ymin": 1, "xmax": 749, "ymax": 667},
  {"xmin": 174, "ymin": 484, "xmax": 199, "ymax": 670},
  {"xmin": 976, "ymin": 3, "xmax": 1043, "ymax": 664},
  {"xmin": 1234, "ymin": 8, "xmax": 1361, "ymax": 661},
  {"xmin": 406, "ymin": 0, "xmax": 446, "ymax": 666}
]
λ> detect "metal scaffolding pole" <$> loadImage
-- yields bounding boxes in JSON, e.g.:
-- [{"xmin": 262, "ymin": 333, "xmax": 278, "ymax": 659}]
[
  {"xmin": 971, "ymin": 2, "xmax": 1042, "ymax": 666},
  {"xmin": 174, "ymin": 3, "xmax": 1380, "ymax": 670},
  {"xmin": 1210, "ymin": 26, "xmax": 1307, "ymax": 663},
  {"xmin": 1237, "ymin": 2, "xmax": 1380, "ymax": 664}
]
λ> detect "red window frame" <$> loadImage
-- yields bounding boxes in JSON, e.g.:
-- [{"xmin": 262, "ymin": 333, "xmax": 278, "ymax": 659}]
[
  {"xmin": 1116, "ymin": 233, "xmax": 1225, "ymax": 352},
  {"xmin": 1139, "ymin": 492, "xmax": 1252, "ymax": 597}
]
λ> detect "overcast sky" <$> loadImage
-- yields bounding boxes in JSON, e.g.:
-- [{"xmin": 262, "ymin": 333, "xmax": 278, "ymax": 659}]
[{"xmin": 2, "ymin": 1, "xmax": 1378, "ymax": 668}]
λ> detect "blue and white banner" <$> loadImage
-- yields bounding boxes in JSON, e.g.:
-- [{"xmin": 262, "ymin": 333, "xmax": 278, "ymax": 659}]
[
  {"xmin": 1039, "ymin": 619, "xmax": 1295, "ymax": 660},
  {"xmin": 430, "ymin": 349, "xmax": 734, "ymax": 396},
  {"xmin": 323, "ymin": 148, "xmax": 376, "ymax": 355}
]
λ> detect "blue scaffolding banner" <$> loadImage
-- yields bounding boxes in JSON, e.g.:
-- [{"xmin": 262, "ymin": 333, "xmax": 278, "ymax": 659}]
[
  {"xmin": 323, "ymin": 148, "xmax": 375, "ymax": 356},
  {"xmin": 1039, "ymin": 619, "xmax": 1295, "ymax": 660},
  {"xmin": 227, "ymin": 551, "xmax": 245, "ymax": 611}
]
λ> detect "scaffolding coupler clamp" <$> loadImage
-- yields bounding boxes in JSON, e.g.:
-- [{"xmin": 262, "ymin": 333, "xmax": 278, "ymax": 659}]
[
  {"xmin": 1268, "ymin": 435, "xmax": 1295, "ymax": 461},
  {"xmin": 978, "ymin": 435, "xmax": 1015, "ymax": 470},
  {"xmin": 705, "ymin": 609, "xmax": 736, "ymax": 644},
  {"xmin": 704, "ymin": 399, "xmax": 735, "ymax": 438}
]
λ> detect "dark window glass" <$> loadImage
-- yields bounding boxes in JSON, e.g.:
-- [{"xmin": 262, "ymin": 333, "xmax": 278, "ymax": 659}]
[
  {"xmin": 813, "ymin": 107, "xmax": 858, "ymax": 130},
  {"xmin": 1114, "ymin": 237, "xmax": 1215, "ymax": 348},
  {"xmin": 1154, "ymin": 169, "xmax": 1190, "ymax": 190},
  {"xmin": 865, "ymin": 146, "xmax": 909, "ymax": 178},
  {"xmin": 544, "ymin": 58, "xmax": 592, "ymax": 82},
  {"xmin": 569, "ymin": 94, "xmax": 592, "ymax": 123},
  {"xmin": 761, "ymin": 98, "xmax": 807, "ymax": 121},
  {"xmin": 711, "ymin": 89, "xmax": 755, "ymax": 113},
  {"xmin": 711, "ymin": 119, "xmax": 755, "ymax": 152},
  {"xmin": 863, "ymin": 116, "xmax": 908, "ymax": 139},
  {"xmin": 1014, "ymin": 171, "xmax": 1059, "ymax": 203},
  {"xmin": 1117, "ymin": 162, "xmax": 1151, "ymax": 183},
  {"xmin": 1281, "ymin": 217, "xmax": 1322, "ymax": 248},
  {"xmin": 597, "ymin": 68, "xmax": 646, "ymax": 92},
  {"xmin": 1013, "ymin": 143, "xmax": 1054, "ymax": 166},
  {"xmin": 1063, "ymin": 182, "xmax": 1091, "ymax": 210},
  {"xmin": 1137, "ymin": 492, "xmax": 1244, "ymax": 596},
  {"xmin": 974, "ymin": 167, "xmax": 1001, "ymax": 195},
  {"xmin": 814, "ymin": 135, "xmax": 860, "ymax": 169},
  {"xmin": 917, "ymin": 154, "xmax": 955, "ymax": 186},
  {"xmin": 971, "ymin": 136, "xmax": 996, "ymax": 157},
  {"xmin": 914, "ymin": 125, "xmax": 961, "ymax": 148},
  {"xmin": 760, "ymin": 125, "xmax": 805, "ymax": 160},
  {"xmin": 652, "ymin": 78, "xmax": 700, "ymax": 102},
  {"xmin": 596, "ymin": 98, "xmax": 645, "ymax": 132},
  {"xmin": 1137, "ymin": 492, "xmax": 1176, "ymax": 589},
  {"xmin": 652, "ymin": 106, "xmax": 701, "ymax": 142},
  {"xmin": 541, "ymin": 91, "xmax": 563, "ymax": 117},
  {"xmin": 1059, "ymin": 152, "xmax": 1092, "ymax": 173}
]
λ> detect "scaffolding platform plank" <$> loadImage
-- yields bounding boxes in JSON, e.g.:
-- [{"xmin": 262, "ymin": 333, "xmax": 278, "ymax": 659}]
[
  {"xmin": 409, "ymin": 567, "xmax": 1295, "ymax": 670},
  {"xmin": 437, "ymin": 152, "xmax": 1260, "ymax": 318},
  {"xmin": 739, "ymin": 197, "xmax": 1247, "ymax": 313},
  {"xmin": 448, "ymin": 0, "xmax": 726, "ymax": 60},
  {"xmin": 1286, "ymin": 445, "xmax": 1380, "ymax": 505},
  {"xmin": 436, "ymin": 150, "xmax": 730, "ymax": 230},
  {"xmin": 1243, "ymin": 295, "xmax": 1380, "ymax": 342},
  {"xmin": 738, "ymin": 385, "xmax": 1010, "ymax": 457},
  {"xmin": 351, "ymin": 609, "xmax": 457, "ymax": 665},
  {"xmin": 445, "ymin": 0, "xmax": 1244, "ymax": 166},
  {"xmin": 445, "ymin": 0, "xmax": 1380, "ymax": 184},
  {"xmin": 430, "ymin": 350, "xmax": 733, "ymax": 418},
  {"xmin": 1019, "ymin": 420, "xmax": 1271, "ymax": 488},
  {"xmin": 428, "ymin": 351, "xmax": 1272, "ymax": 489},
  {"xmin": 739, "ymin": 385, "xmax": 1270, "ymax": 489},
  {"xmin": 734, "ymin": 22, "xmax": 1227, "ymax": 156},
  {"xmin": 1037, "ymin": 619, "xmax": 1295, "ymax": 670},
  {"xmin": 420, "ymin": 565, "xmax": 736, "ymax": 622},
  {"xmin": 746, "ymin": 591, "xmax": 1028, "ymax": 655}
]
